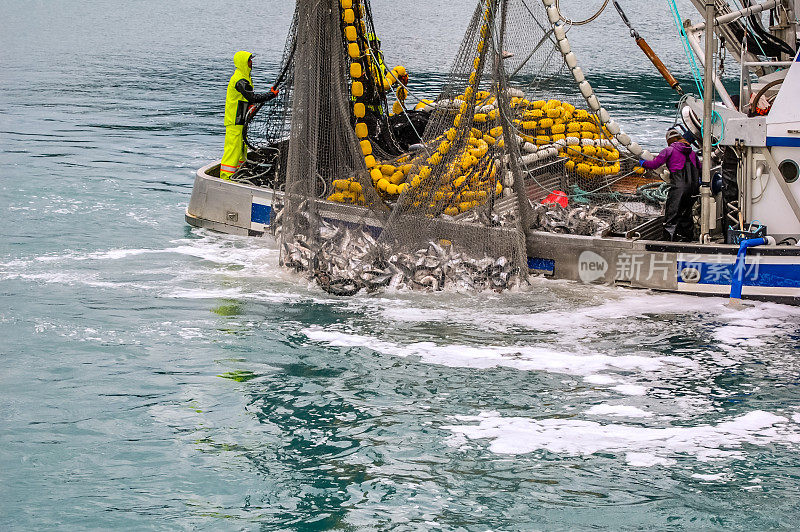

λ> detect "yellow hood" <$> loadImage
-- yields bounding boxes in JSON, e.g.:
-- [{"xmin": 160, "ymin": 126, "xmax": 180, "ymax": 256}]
[{"xmin": 233, "ymin": 50, "xmax": 252, "ymax": 79}]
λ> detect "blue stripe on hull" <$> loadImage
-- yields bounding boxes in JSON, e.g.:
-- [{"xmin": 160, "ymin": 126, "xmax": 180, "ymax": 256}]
[
  {"xmin": 251, "ymin": 203, "xmax": 272, "ymax": 225},
  {"xmin": 528, "ymin": 258, "xmax": 555, "ymax": 273},
  {"xmin": 677, "ymin": 261, "xmax": 800, "ymax": 288},
  {"xmin": 766, "ymin": 136, "xmax": 800, "ymax": 147}
]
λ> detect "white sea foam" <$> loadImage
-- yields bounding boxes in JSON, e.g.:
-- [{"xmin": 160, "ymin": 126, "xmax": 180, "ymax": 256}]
[
  {"xmin": 713, "ymin": 304, "xmax": 800, "ymax": 350},
  {"xmin": 444, "ymin": 410, "xmax": 800, "ymax": 466},
  {"xmin": 176, "ymin": 327, "xmax": 205, "ymax": 340},
  {"xmin": 611, "ymin": 384, "xmax": 648, "ymax": 396},
  {"xmin": 381, "ymin": 307, "xmax": 453, "ymax": 323},
  {"xmin": 127, "ymin": 209, "xmax": 166, "ymax": 228},
  {"xmin": 166, "ymin": 287, "xmax": 244, "ymax": 300},
  {"xmin": 302, "ymin": 327, "xmax": 695, "ymax": 378},
  {"xmin": 691, "ymin": 473, "xmax": 726, "ymax": 481},
  {"xmin": 5, "ymin": 228, "xmax": 279, "ymax": 271},
  {"xmin": 10, "ymin": 246, "xmax": 169, "ymax": 266},
  {"xmin": 163, "ymin": 286, "xmax": 315, "ymax": 305},
  {"xmin": 2, "ymin": 270, "xmax": 143, "ymax": 289},
  {"xmin": 586, "ymin": 404, "xmax": 653, "ymax": 418},
  {"xmin": 87, "ymin": 248, "xmax": 159, "ymax": 260},
  {"xmin": 379, "ymin": 291, "xmax": 800, "ymax": 341},
  {"xmin": 625, "ymin": 453, "xmax": 675, "ymax": 467},
  {"xmin": 505, "ymin": 292, "xmax": 723, "ymax": 333},
  {"xmin": 164, "ymin": 241, "xmax": 277, "ymax": 267}
]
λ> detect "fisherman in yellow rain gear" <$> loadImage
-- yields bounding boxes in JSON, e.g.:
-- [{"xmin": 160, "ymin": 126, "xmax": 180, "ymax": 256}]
[
  {"xmin": 357, "ymin": 34, "xmax": 410, "ymax": 151},
  {"xmin": 221, "ymin": 51, "xmax": 278, "ymax": 180},
  {"xmin": 365, "ymin": 34, "xmax": 409, "ymax": 113}
]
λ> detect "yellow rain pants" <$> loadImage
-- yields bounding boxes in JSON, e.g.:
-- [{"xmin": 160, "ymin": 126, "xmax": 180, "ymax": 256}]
[{"xmin": 220, "ymin": 125, "xmax": 245, "ymax": 180}]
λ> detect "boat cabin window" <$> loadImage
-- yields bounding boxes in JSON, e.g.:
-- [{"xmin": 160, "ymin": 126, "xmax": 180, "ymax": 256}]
[{"xmin": 778, "ymin": 159, "xmax": 799, "ymax": 184}]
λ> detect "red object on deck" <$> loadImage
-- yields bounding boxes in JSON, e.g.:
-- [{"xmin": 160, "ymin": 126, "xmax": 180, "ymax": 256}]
[{"xmin": 542, "ymin": 190, "xmax": 568, "ymax": 208}]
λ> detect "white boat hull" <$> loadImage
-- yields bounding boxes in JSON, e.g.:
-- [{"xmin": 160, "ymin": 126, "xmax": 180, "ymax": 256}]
[{"xmin": 187, "ymin": 162, "xmax": 800, "ymax": 305}]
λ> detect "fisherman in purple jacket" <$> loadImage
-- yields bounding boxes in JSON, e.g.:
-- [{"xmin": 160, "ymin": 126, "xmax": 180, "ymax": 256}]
[{"xmin": 640, "ymin": 129, "xmax": 701, "ymax": 242}]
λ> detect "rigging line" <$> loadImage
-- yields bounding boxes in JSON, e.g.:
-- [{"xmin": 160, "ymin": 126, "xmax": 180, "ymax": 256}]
[
  {"xmin": 271, "ymin": 35, "xmax": 297, "ymax": 90},
  {"xmin": 386, "ymin": 75, "xmax": 424, "ymax": 104},
  {"xmin": 612, "ymin": 0, "xmax": 639, "ymax": 38},
  {"xmin": 664, "ymin": 0, "xmax": 724, "ymax": 144},
  {"xmin": 509, "ymin": 1, "xmax": 570, "ymax": 91},
  {"xmin": 385, "ymin": 77, "xmax": 453, "ymax": 157},
  {"xmin": 569, "ymin": 169, "xmax": 646, "ymax": 197},
  {"xmin": 527, "ymin": 44, "xmax": 561, "ymax": 93},
  {"xmin": 555, "ymin": 0, "xmax": 610, "ymax": 26},
  {"xmin": 509, "ymin": 29, "xmax": 556, "ymax": 78},
  {"xmin": 666, "ymin": 0, "xmax": 704, "ymax": 97},
  {"xmin": 519, "ymin": 0, "xmax": 559, "ymax": 39},
  {"xmin": 394, "ymin": 95, "xmax": 426, "ymax": 146},
  {"xmin": 731, "ymin": 0, "xmax": 770, "ymax": 57},
  {"xmin": 744, "ymin": 0, "xmax": 795, "ymax": 57}
]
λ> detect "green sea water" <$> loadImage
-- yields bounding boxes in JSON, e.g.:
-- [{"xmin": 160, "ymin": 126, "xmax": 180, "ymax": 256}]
[{"xmin": 2, "ymin": 1, "xmax": 800, "ymax": 529}]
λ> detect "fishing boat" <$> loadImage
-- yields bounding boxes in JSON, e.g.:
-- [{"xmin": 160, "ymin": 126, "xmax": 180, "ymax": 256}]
[{"xmin": 187, "ymin": 0, "xmax": 800, "ymax": 304}]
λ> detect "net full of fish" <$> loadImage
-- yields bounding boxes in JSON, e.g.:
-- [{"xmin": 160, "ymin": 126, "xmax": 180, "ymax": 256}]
[
  {"xmin": 252, "ymin": 0, "xmax": 664, "ymax": 296},
  {"xmin": 278, "ymin": 208, "xmax": 522, "ymax": 295}
]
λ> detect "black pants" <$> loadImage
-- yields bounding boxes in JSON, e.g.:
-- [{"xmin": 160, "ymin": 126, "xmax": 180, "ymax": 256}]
[{"xmin": 663, "ymin": 166, "xmax": 699, "ymax": 242}]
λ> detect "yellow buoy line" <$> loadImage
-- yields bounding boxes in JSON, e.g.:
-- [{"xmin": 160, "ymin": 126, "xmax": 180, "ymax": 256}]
[
  {"xmin": 332, "ymin": 0, "xmax": 412, "ymax": 205},
  {"xmin": 329, "ymin": 1, "xmax": 503, "ymax": 213},
  {"xmin": 327, "ymin": 0, "xmax": 653, "ymax": 214}
]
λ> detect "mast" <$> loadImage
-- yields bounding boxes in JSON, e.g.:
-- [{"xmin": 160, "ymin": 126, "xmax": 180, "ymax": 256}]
[{"xmin": 699, "ymin": 0, "xmax": 715, "ymax": 243}]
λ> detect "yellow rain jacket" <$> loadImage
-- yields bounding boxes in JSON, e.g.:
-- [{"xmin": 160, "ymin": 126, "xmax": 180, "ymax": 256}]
[
  {"xmin": 225, "ymin": 51, "xmax": 254, "ymax": 127},
  {"xmin": 221, "ymin": 51, "xmax": 276, "ymax": 179},
  {"xmin": 366, "ymin": 34, "xmax": 388, "ymax": 91}
]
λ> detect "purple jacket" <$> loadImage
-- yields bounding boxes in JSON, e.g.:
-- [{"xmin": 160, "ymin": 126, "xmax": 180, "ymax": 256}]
[{"xmin": 641, "ymin": 141, "xmax": 701, "ymax": 173}]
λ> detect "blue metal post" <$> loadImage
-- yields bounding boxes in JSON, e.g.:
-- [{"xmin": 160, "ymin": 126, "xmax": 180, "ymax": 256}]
[{"xmin": 729, "ymin": 237, "xmax": 771, "ymax": 302}]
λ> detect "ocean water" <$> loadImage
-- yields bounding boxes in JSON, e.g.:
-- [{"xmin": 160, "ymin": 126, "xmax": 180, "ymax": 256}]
[{"xmin": 2, "ymin": 1, "xmax": 800, "ymax": 530}]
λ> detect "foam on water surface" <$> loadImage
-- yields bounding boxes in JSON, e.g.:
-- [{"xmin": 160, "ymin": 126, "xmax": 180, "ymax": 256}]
[
  {"xmin": 610, "ymin": 384, "xmax": 649, "ymax": 396},
  {"xmin": 585, "ymin": 404, "xmax": 653, "ymax": 418},
  {"xmin": 692, "ymin": 473, "xmax": 727, "ymax": 481},
  {"xmin": 444, "ymin": 411, "xmax": 800, "ymax": 466},
  {"xmin": 302, "ymin": 326, "xmax": 697, "ymax": 379},
  {"xmin": 583, "ymin": 374, "xmax": 618, "ymax": 385}
]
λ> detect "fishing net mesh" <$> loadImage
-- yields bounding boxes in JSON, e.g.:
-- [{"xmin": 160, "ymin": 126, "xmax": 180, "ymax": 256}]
[
  {"xmin": 274, "ymin": 0, "xmax": 662, "ymax": 293},
  {"xmin": 487, "ymin": 0, "xmax": 663, "ymax": 235},
  {"xmin": 243, "ymin": 8, "xmax": 298, "ymax": 153},
  {"xmin": 375, "ymin": 0, "xmax": 529, "ymax": 282},
  {"xmin": 228, "ymin": 8, "xmax": 299, "ymax": 189}
]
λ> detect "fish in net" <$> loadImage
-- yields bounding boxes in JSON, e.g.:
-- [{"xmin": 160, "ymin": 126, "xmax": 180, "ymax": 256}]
[{"xmin": 260, "ymin": 0, "xmax": 663, "ymax": 295}]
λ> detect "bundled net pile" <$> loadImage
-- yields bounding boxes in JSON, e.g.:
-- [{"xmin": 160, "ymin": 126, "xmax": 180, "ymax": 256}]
[{"xmin": 273, "ymin": 0, "xmax": 662, "ymax": 294}]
